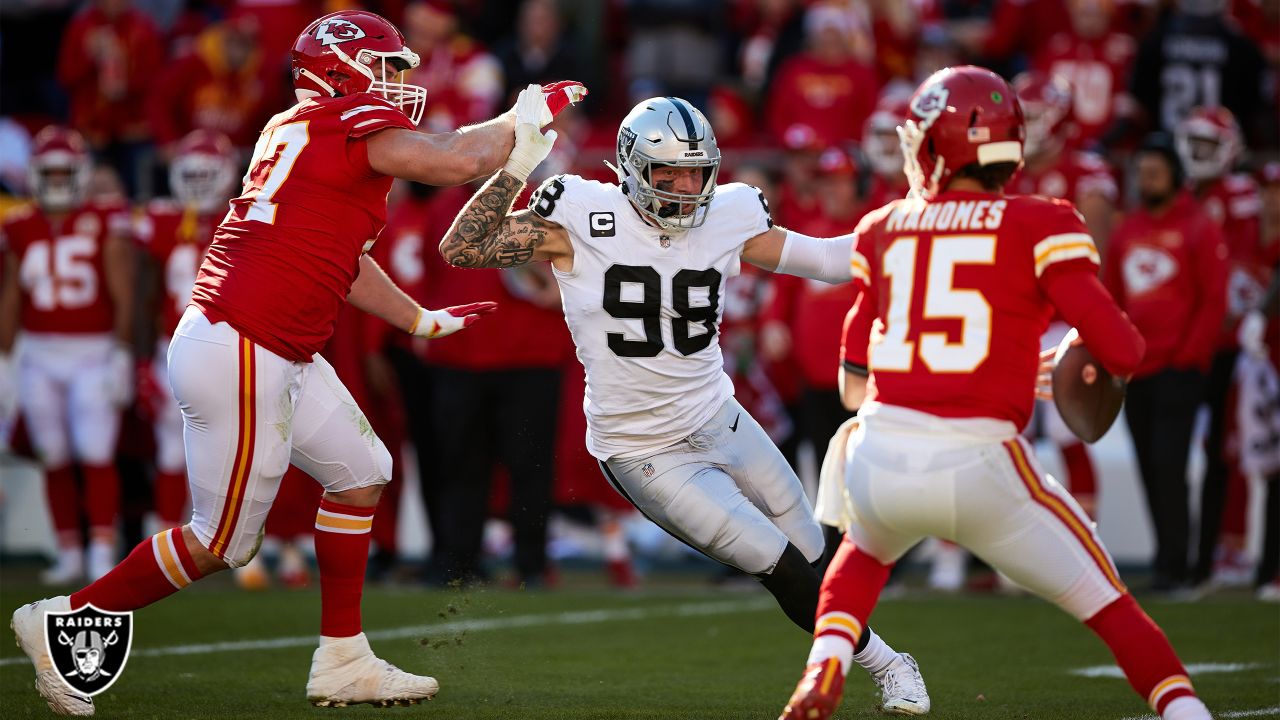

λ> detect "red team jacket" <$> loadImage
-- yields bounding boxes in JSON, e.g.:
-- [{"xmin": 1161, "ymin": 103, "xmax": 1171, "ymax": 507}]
[
  {"xmin": 1197, "ymin": 173, "xmax": 1266, "ymax": 350},
  {"xmin": 136, "ymin": 200, "xmax": 218, "ymax": 338},
  {"xmin": 2, "ymin": 202, "xmax": 131, "ymax": 335},
  {"xmin": 1103, "ymin": 192, "xmax": 1229, "ymax": 377},
  {"xmin": 842, "ymin": 191, "xmax": 1143, "ymax": 430},
  {"xmin": 191, "ymin": 93, "xmax": 415, "ymax": 362}
]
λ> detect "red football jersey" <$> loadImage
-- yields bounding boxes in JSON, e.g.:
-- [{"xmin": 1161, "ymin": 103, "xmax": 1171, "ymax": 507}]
[
  {"xmin": 191, "ymin": 93, "xmax": 415, "ymax": 362},
  {"xmin": 1012, "ymin": 151, "xmax": 1118, "ymax": 207},
  {"xmin": 1032, "ymin": 31, "xmax": 1136, "ymax": 147},
  {"xmin": 136, "ymin": 199, "xmax": 218, "ymax": 337},
  {"xmin": 1197, "ymin": 174, "xmax": 1263, "ymax": 349},
  {"xmin": 2, "ymin": 201, "xmax": 130, "ymax": 334},
  {"xmin": 844, "ymin": 191, "xmax": 1102, "ymax": 429}
]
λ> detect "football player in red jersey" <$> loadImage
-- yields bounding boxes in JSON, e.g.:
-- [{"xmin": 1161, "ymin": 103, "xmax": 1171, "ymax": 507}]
[
  {"xmin": 11, "ymin": 10, "xmax": 586, "ymax": 714},
  {"xmin": 1013, "ymin": 70, "xmax": 1122, "ymax": 520},
  {"xmin": 781, "ymin": 67, "xmax": 1211, "ymax": 720},
  {"xmin": 135, "ymin": 129, "xmax": 237, "ymax": 533},
  {"xmin": 861, "ymin": 93, "xmax": 912, "ymax": 209},
  {"xmin": 0, "ymin": 126, "xmax": 135, "ymax": 587},
  {"xmin": 1174, "ymin": 106, "xmax": 1267, "ymax": 586},
  {"xmin": 1030, "ymin": 0, "xmax": 1137, "ymax": 149}
]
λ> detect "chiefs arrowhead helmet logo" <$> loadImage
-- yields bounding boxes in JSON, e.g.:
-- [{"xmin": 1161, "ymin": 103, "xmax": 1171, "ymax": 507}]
[
  {"xmin": 314, "ymin": 18, "xmax": 366, "ymax": 47},
  {"xmin": 911, "ymin": 84, "xmax": 950, "ymax": 130}
]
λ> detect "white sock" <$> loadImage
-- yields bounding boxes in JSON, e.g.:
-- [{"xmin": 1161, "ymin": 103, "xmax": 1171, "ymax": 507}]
[
  {"xmin": 850, "ymin": 627, "xmax": 897, "ymax": 675},
  {"xmin": 806, "ymin": 635, "xmax": 854, "ymax": 676},
  {"xmin": 1162, "ymin": 696, "xmax": 1211, "ymax": 720}
]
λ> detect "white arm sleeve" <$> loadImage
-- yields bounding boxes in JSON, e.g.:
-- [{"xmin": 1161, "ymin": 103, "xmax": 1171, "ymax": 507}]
[{"xmin": 774, "ymin": 230, "xmax": 854, "ymax": 285}]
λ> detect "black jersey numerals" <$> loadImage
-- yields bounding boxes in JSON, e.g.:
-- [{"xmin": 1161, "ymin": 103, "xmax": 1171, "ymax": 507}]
[{"xmin": 602, "ymin": 264, "xmax": 722, "ymax": 358}]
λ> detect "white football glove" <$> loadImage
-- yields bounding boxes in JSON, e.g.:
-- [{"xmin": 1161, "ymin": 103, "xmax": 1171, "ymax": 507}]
[
  {"xmin": 410, "ymin": 302, "xmax": 499, "ymax": 339},
  {"xmin": 505, "ymin": 84, "xmax": 559, "ymax": 181},
  {"xmin": 106, "ymin": 342, "xmax": 134, "ymax": 408}
]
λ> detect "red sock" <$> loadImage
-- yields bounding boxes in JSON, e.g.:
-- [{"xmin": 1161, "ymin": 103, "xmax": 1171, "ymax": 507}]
[
  {"xmin": 1085, "ymin": 593, "xmax": 1198, "ymax": 714},
  {"xmin": 82, "ymin": 464, "xmax": 121, "ymax": 534},
  {"xmin": 1060, "ymin": 442, "xmax": 1097, "ymax": 516},
  {"xmin": 153, "ymin": 470, "xmax": 188, "ymax": 526},
  {"xmin": 315, "ymin": 498, "xmax": 376, "ymax": 637},
  {"xmin": 44, "ymin": 465, "xmax": 80, "ymax": 544},
  {"xmin": 70, "ymin": 528, "xmax": 204, "ymax": 611},
  {"xmin": 815, "ymin": 536, "xmax": 893, "ymax": 644}
]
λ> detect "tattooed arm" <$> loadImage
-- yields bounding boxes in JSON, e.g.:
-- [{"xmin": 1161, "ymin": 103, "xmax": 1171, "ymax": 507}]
[{"xmin": 439, "ymin": 170, "xmax": 573, "ymax": 269}]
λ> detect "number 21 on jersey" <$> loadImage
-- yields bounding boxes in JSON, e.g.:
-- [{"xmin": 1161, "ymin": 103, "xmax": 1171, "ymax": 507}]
[
  {"xmin": 871, "ymin": 235, "xmax": 994, "ymax": 374},
  {"xmin": 244, "ymin": 122, "xmax": 310, "ymax": 225}
]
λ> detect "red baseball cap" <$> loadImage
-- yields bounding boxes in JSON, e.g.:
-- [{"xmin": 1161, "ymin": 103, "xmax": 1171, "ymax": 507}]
[{"xmin": 817, "ymin": 147, "xmax": 857, "ymax": 177}]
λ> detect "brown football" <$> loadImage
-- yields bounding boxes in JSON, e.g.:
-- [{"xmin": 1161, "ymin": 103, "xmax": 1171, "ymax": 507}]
[{"xmin": 1051, "ymin": 328, "xmax": 1127, "ymax": 444}]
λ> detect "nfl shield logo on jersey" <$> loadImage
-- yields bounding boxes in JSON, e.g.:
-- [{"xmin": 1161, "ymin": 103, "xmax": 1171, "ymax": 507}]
[
  {"xmin": 45, "ymin": 605, "xmax": 133, "ymax": 697},
  {"xmin": 642, "ymin": 463, "xmax": 656, "ymax": 478}
]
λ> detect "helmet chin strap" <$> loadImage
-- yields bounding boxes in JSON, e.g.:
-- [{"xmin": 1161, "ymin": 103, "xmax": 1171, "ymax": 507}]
[{"xmin": 297, "ymin": 68, "xmax": 336, "ymax": 98}]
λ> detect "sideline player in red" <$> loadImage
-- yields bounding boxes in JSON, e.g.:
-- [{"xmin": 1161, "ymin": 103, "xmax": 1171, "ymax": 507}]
[
  {"xmin": 780, "ymin": 66, "xmax": 1212, "ymax": 720},
  {"xmin": 135, "ymin": 129, "xmax": 238, "ymax": 532},
  {"xmin": 12, "ymin": 9, "xmax": 585, "ymax": 715},
  {"xmin": 0, "ymin": 126, "xmax": 134, "ymax": 586}
]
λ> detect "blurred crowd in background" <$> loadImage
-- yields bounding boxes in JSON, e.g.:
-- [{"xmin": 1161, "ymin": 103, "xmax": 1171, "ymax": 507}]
[{"xmin": 0, "ymin": 0, "xmax": 1277, "ymax": 598}]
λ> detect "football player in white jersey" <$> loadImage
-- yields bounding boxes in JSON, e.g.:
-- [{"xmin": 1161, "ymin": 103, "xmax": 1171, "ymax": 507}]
[{"xmin": 439, "ymin": 96, "xmax": 930, "ymax": 715}]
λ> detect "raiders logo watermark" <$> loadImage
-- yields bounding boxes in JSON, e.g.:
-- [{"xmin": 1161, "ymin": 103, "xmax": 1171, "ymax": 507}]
[{"xmin": 45, "ymin": 605, "xmax": 133, "ymax": 697}]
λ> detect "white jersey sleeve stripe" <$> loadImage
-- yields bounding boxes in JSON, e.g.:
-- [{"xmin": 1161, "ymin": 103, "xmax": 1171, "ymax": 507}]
[{"xmin": 340, "ymin": 104, "xmax": 393, "ymax": 121}]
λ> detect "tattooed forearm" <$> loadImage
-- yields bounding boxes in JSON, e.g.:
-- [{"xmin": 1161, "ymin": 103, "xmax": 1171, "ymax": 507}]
[{"xmin": 439, "ymin": 171, "xmax": 544, "ymax": 268}]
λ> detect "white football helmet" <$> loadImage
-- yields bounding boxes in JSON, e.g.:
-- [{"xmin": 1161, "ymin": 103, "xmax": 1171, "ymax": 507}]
[
  {"xmin": 610, "ymin": 97, "xmax": 721, "ymax": 231},
  {"xmin": 28, "ymin": 126, "xmax": 92, "ymax": 212},
  {"xmin": 169, "ymin": 129, "xmax": 238, "ymax": 214},
  {"xmin": 1175, "ymin": 106, "xmax": 1242, "ymax": 182}
]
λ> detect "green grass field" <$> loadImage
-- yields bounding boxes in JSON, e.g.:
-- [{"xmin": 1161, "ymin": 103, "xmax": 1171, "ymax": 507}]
[{"xmin": 1, "ymin": 572, "xmax": 1276, "ymax": 719}]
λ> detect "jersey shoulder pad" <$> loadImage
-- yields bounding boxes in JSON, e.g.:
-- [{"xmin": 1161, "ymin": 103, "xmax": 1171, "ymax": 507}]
[
  {"xmin": 719, "ymin": 182, "xmax": 774, "ymax": 229},
  {"xmin": 528, "ymin": 174, "xmax": 604, "ymax": 220},
  {"xmin": 333, "ymin": 93, "xmax": 415, "ymax": 139},
  {"xmin": 1224, "ymin": 173, "xmax": 1260, "ymax": 194},
  {"xmin": 1019, "ymin": 197, "xmax": 1098, "ymax": 277},
  {"xmin": 1, "ymin": 202, "xmax": 37, "ymax": 228}
]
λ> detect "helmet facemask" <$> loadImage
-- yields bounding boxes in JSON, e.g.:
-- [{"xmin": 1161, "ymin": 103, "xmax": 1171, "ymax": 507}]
[
  {"xmin": 295, "ymin": 41, "xmax": 426, "ymax": 126},
  {"xmin": 1022, "ymin": 101, "xmax": 1066, "ymax": 159},
  {"xmin": 629, "ymin": 158, "xmax": 719, "ymax": 230},
  {"xmin": 170, "ymin": 153, "xmax": 236, "ymax": 214},
  {"xmin": 1176, "ymin": 124, "xmax": 1237, "ymax": 182},
  {"xmin": 28, "ymin": 152, "xmax": 90, "ymax": 213}
]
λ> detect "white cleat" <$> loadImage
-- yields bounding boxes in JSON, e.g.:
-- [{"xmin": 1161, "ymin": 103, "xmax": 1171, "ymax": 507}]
[
  {"xmin": 306, "ymin": 632, "xmax": 439, "ymax": 708},
  {"xmin": 11, "ymin": 596, "xmax": 95, "ymax": 716},
  {"xmin": 872, "ymin": 652, "xmax": 930, "ymax": 716},
  {"xmin": 41, "ymin": 549, "xmax": 84, "ymax": 586}
]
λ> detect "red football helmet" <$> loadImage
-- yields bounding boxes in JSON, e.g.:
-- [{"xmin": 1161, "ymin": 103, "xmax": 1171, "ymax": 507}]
[
  {"xmin": 291, "ymin": 10, "xmax": 427, "ymax": 125},
  {"xmin": 170, "ymin": 130, "xmax": 238, "ymax": 214},
  {"xmin": 1174, "ymin": 105, "xmax": 1241, "ymax": 182},
  {"xmin": 1013, "ymin": 71, "xmax": 1073, "ymax": 159},
  {"xmin": 862, "ymin": 94, "xmax": 911, "ymax": 179},
  {"xmin": 28, "ymin": 126, "xmax": 92, "ymax": 212},
  {"xmin": 900, "ymin": 65, "xmax": 1025, "ymax": 199}
]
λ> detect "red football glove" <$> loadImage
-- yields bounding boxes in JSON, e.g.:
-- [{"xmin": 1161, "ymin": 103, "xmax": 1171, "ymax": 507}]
[
  {"xmin": 540, "ymin": 81, "xmax": 588, "ymax": 125},
  {"xmin": 411, "ymin": 301, "xmax": 499, "ymax": 338}
]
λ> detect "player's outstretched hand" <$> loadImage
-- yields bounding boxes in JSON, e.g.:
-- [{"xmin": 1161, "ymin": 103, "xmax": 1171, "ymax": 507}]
[
  {"xmin": 1035, "ymin": 346, "xmax": 1057, "ymax": 401},
  {"xmin": 540, "ymin": 81, "xmax": 587, "ymax": 126},
  {"xmin": 412, "ymin": 302, "xmax": 499, "ymax": 339},
  {"xmin": 506, "ymin": 84, "xmax": 560, "ymax": 180}
]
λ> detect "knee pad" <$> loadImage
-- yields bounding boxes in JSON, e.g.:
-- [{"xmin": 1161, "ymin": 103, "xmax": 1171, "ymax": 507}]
[{"xmin": 222, "ymin": 526, "xmax": 265, "ymax": 569}]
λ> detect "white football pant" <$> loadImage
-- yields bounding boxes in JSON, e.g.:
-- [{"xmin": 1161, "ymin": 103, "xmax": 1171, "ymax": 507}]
[
  {"xmin": 844, "ymin": 402, "xmax": 1126, "ymax": 620},
  {"xmin": 167, "ymin": 307, "xmax": 391, "ymax": 567},
  {"xmin": 602, "ymin": 397, "xmax": 823, "ymax": 575},
  {"xmin": 152, "ymin": 337, "xmax": 185, "ymax": 474},
  {"xmin": 17, "ymin": 333, "xmax": 122, "ymax": 467}
]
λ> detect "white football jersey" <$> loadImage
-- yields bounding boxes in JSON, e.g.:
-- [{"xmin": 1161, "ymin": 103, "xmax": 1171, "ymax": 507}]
[{"xmin": 531, "ymin": 175, "xmax": 773, "ymax": 460}]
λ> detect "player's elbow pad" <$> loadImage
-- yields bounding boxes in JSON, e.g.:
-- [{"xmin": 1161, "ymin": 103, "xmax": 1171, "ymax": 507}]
[
  {"xmin": 775, "ymin": 230, "xmax": 854, "ymax": 284},
  {"xmin": 1046, "ymin": 271, "xmax": 1145, "ymax": 377}
]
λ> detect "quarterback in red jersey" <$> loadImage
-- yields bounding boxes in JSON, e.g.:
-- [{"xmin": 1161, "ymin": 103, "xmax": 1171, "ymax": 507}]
[
  {"xmin": 781, "ymin": 66, "xmax": 1212, "ymax": 720},
  {"xmin": 11, "ymin": 9, "xmax": 586, "ymax": 715},
  {"xmin": 135, "ymin": 129, "xmax": 237, "ymax": 531},
  {"xmin": 0, "ymin": 126, "xmax": 134, "ymax": 587}
]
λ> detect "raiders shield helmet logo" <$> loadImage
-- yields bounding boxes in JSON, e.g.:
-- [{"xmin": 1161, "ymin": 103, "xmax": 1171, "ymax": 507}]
[{"xmin": 45, "ymin": 604, "xmax": 133, "ymax": 697}]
